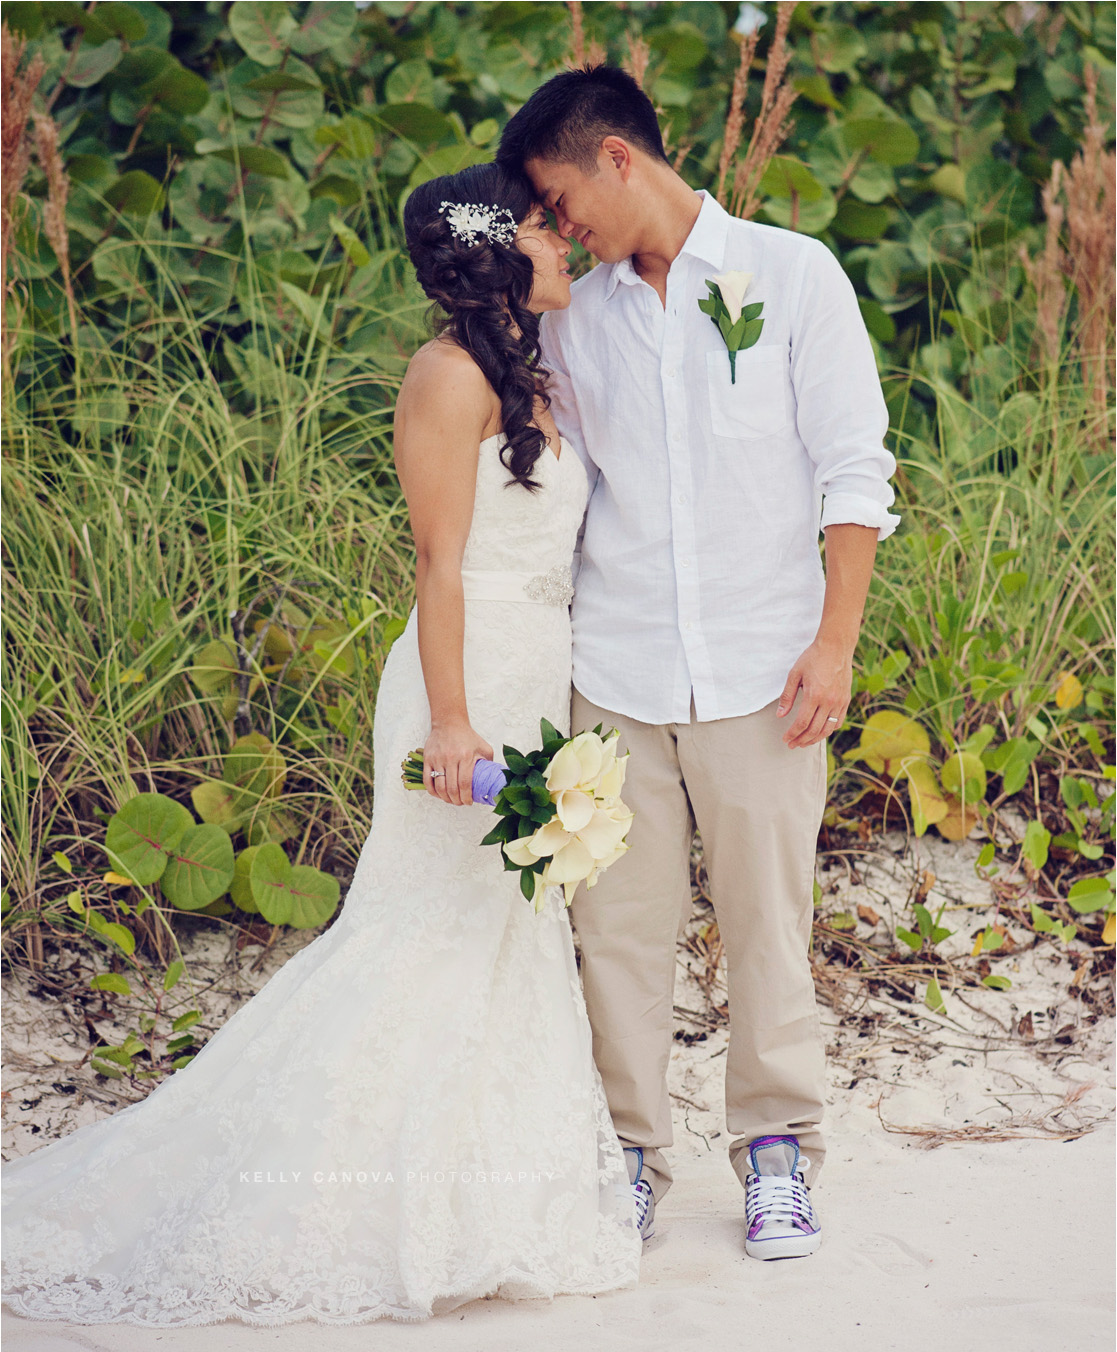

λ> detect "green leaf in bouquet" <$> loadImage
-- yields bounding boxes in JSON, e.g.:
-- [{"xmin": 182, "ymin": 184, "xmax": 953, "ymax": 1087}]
[
  {"xmin": 519, "ymin": 869, "xmax": 537, "ymax": 902},
  {"xmin": 530, "ymin": 805, "xmax": 556, "ymax": 824},
  {"xmin": 539, "ymin": 717, "xmax": 562, "ymax": 745},
  {"xmin": 480, "ymin": 818, "xmax": 516, "ymax": 847},
  {"xmin": 500, "ymin": 746, "xmax": 530, "ymax": 778}
]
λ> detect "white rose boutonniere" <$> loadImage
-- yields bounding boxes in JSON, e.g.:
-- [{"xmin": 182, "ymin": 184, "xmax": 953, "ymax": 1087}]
[{"xmin": 699, "ymin": 270, "xmax": 764, "ymax": 383}]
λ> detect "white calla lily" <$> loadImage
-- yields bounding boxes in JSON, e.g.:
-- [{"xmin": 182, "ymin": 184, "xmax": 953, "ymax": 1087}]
[
  {"xmin": 710, "ymin": 269, "xmax": 753, "ymax": 324},
  {"xmin": 543, "ymin": 740, "xmax": 584, "ymax": 792},
  {"xmin": 504, "ymin": 834, "xmax": 539, "ymax": 867},
  {"xmin": 542, "ymin": 835, "xmax": 596, "ymax": 884},
  {"xmin": 527, "ymin": 817, "xmax": 572, "ymax": 858},
  {"xmin": 568, "ymin": 731, "xmax": 605, "ymax": 788},
  {"xmin": 578, "ymin": 804, "xmax": 634, "ymax": 860},
  {"xmin": 595, "ymin": 753, "xmax": 628, "ymax": 802},
  {"xmin": 555, "ymin": 788, "xmax": 595, "ymax": 833},
  {"xmin": 584, "ymin": 841, "xmax": 630, "ymax": 887}
]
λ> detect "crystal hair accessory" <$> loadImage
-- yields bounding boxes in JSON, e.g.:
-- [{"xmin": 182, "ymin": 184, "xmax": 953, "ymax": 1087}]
[{"xmin": 438, "ymin": 200, "xmax": 518, "ymax": 248}]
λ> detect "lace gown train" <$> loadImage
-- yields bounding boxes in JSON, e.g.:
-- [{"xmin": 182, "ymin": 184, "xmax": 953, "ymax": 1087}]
[{"xmin": 1, "ymin": 433, "xmax": 642, "ymax": 1327}]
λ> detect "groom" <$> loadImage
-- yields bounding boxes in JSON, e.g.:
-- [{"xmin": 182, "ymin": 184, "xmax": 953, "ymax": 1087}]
[{"xmin": 498, "ymin": 65, "xmax": 900, "ymax": 1258}]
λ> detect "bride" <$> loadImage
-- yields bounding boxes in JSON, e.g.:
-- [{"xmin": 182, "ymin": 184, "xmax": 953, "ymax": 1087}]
[{"xmin": 1, "ymin": 162, "xmax": 642, "ymax": 1326}]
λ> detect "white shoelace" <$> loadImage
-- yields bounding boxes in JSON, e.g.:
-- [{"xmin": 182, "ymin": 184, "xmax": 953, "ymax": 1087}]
[{"xmin": 745, "ymin": 1172, "xmax": 816, "ymax": 1232}]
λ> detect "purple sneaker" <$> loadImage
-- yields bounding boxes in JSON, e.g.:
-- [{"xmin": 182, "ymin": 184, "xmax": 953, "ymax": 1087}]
[
  {"xmin": 624, "ymin": 1147, "xmax": 655, "ymax": 1241},
  {"xmin": 743, "ymin": 1135, "xmax": 821, "ymax": 1260}
]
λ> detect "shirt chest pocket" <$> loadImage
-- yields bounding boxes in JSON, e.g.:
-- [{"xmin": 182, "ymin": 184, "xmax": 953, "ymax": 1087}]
[{"xmin": 705, "ymin": 346, "xmax": 796, "ymax": 440}]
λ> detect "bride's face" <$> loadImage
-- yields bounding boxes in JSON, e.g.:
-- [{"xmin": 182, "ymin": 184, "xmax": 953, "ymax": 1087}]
[{"xmin": 515, "ymin": 204, "xmax": 573, "ymax": 313}]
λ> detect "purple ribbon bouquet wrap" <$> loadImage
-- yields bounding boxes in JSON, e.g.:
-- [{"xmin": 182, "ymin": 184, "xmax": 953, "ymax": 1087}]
[{"xmin": 400, "ymin": 718, "xmax": 635, "ymax": 910}]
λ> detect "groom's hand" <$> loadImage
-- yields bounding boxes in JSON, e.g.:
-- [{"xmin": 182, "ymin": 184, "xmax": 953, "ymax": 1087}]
[{"xmin": 775, "ymin": 638, "xmax": 853, "ymax": 748}]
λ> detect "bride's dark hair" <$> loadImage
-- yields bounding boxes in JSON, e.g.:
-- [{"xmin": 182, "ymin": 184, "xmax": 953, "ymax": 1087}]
[{"xmin": 403, "ymin": 162, "xmax": 553, "ymax": 492}]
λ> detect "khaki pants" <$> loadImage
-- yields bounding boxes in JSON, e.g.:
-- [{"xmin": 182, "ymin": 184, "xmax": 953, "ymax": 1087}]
[{"xmin": 570, "ymin": 687, "xmax": 829, "ymax": 1203}]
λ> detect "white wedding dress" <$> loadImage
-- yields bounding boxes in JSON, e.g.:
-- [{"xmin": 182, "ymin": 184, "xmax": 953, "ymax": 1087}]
[{"xmin": 1, "ymin": 431, "xmax": 641, "ymax": 1327}]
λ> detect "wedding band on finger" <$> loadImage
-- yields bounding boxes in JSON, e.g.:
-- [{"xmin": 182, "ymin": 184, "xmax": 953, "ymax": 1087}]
[
  {"xmin": 430, "ymin": 769, "xmax": 446, "ymax": 779},
  {"xmin": 826, "ymin": 717, "xmax": 839, "ymax": 722}
]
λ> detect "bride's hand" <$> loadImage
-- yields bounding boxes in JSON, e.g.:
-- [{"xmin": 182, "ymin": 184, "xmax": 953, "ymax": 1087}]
[{"xmin": 423, "ymin": 720, "xmax": 495, "ymax": 807}]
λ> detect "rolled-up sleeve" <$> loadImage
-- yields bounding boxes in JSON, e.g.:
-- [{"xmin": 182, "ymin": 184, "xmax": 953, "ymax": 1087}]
[{"xmin": 788, "ymin": 238, "xmax": 901, "ymax": 542}]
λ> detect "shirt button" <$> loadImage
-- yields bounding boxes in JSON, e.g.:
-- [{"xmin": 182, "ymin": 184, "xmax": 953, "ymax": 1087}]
[
  {"xmin": 665, "ymin": 367, "xmax": 676, "ymax": 379},
  {"xmin": 681, "ymin": 559, "xmax": 691, "ymax": 568},
  {"xmin": 677, "ymin": 494, "xmax": 688, "ymax": 505},
  {"xmin": 684, "ymin": 622, "xmax": 693, "ymax": 631}
]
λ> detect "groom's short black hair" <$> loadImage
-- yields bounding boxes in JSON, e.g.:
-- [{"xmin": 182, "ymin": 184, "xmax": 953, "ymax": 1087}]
[{"xmin": 497, "ymin": 64, "xmax": 668, "ymax": 175}]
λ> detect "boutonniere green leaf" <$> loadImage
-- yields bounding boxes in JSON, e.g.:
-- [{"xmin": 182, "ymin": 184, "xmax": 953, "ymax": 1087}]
[{"xmin": 698, "ymin": 270, "xmax": 764, "ymax": 383}]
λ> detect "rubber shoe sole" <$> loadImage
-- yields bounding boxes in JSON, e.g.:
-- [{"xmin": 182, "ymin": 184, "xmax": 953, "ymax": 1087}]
[{"xmin": 744, "ymin": 1228, "xmax": 821, "ymax": 1260}]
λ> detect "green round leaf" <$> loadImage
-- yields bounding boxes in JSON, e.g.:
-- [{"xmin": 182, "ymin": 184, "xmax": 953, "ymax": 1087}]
[
  {"xmin": 757, "ymin": 155, "xmax": 825, "ymax": 202},
  {"xmin": 858, "ymin": 297, "xmax": 896, "ymax": 343},
  {"xmin": 231, "ymin": 845, "xmax": 262, "ymax": 911},
  {"xmin": 104, "ymin": 170, "xmax": 164, "ymax": 216},
  {"xmin": 197, "ymin": 141, "xmax": 291, "ymax": 178},
  {"xmin": 5, "ymin": 3, "xmax": 43, "ymax": 37},
  {"xmin": 940, "ymin": 751, "xmax": 987, "ymax": 800},
  {"xmin": 965, "ymin": 160, "xmax": 1036, "ymax": 229},
  {"xmin": 189, "ymin": 638, "xmax": 239, "ymax": 693},
  {"xmin": 105, "ymin": 792, "xmax": 194, "ymax": 885},
  {"xmin": 67, "ymin": 154, "xmax": 116, "ymax": 188},
  {"xmin": 833, "ymin": 198, "xmax": 891, "ymax": 241},
  {"xmin": 223, "ymin": 732, "xmax": 286, "ymax": 804},
  {"xmin": 249, "ymin": 842, "xmax": 339, "ymax": 927},
  {"xmin": 161, "ymin": 824, "xmax": 235, "ymax": 910},
  {"xmin": 375, "ymin": 103, "xmax": 454, "ymax": 145},
  {"xmin": 842, "ymin": 117, "xmax": 919, "ymax": 167},
  {"xmin": 648, "ymin": 21, "xmax": 708, "ymax": 71},
  {"xmin": 192, "ymin": 780, "xmax": 246, "ymax": 829},
  {"xmin": 90, "ymin": 972, "xmax": 132, "ymax": 995},
  {"xmin": 1066, "ymin": 877, "xmax": 1115, "ymax": 915},
  {"xmin": 69, "ymin": 37, "xmax": 124, "ymax": 87},
  {"xmin": 470, "ymin": 117, "xmax": 499, "ymax": 147},
  {"xmin": 758, "ymin": 185, "xmax": 836, "ymax": 234},
  {"xmin": 229, "ymin": 56, "xmax": 324, "ymax": 128},
  {"xmin": 229, "ymin": 0, "xmax": 297, "ymax": 66},
  {"xmin": 385, "ymin": 58, "xmax": 436, "ymax": 105},
  {"xmin": 290, "ymin": 1, "xmax": 356, "ymax": 54},
  {"xmin": 88, "ymin": 2, "xmax": 149, "ymax": 41},
  {"xmin": 102, "ymin": 921, "xmax": 136, "ymax": 956}
]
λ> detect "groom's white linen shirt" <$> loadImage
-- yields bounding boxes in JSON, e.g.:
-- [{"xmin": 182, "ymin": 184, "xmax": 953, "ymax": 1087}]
[{"xmin": 539, "ymin": 188, "xmax": 901, "ymax": 726}]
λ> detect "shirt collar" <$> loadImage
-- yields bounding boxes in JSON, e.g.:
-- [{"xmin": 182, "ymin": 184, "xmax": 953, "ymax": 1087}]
[{"xmin": 603, "ymin": 189, "xmax": 730, "ymax": 300}]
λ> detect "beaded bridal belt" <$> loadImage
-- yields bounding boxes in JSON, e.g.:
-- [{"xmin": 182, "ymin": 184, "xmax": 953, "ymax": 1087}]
[{"xmin": 460, "ymin": 564, "xmax": 575, "ymax": 607}]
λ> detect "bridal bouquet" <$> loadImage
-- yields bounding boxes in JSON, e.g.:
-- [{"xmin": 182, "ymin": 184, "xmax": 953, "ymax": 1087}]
[{"xmin": 401, "ymin": 719, "xmax": 634, "ymax": 911}]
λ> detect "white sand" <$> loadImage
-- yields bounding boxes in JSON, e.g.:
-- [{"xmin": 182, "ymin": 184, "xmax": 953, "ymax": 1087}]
[
  {"xmin": 3, "ymin": 818, "xmax": 1114, "ymax": 1349},
  {"xmin": 3, "ymin": 1128, "xmax": 1113, "ymax": 1352}
]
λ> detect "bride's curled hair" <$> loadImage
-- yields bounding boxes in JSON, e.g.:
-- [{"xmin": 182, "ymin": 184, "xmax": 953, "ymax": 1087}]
[{"xmin": 404, "ymin": 162, "xmax": 553, "ymax": 492}]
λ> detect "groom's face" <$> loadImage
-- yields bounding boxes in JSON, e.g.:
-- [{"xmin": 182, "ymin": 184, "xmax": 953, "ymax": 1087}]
[{"xmin": 524, "ymin": 148, "xmax": 634, "ymax": 265}]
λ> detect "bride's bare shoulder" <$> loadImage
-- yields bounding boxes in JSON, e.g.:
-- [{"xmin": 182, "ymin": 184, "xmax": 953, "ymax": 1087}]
[
  {"xmin": 404, "ymin": 335, "xmax": 487, "ymax": 390},
  {"xmin": 397, "ymin": 336, "xmax": 497, "ymax": 439}
]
